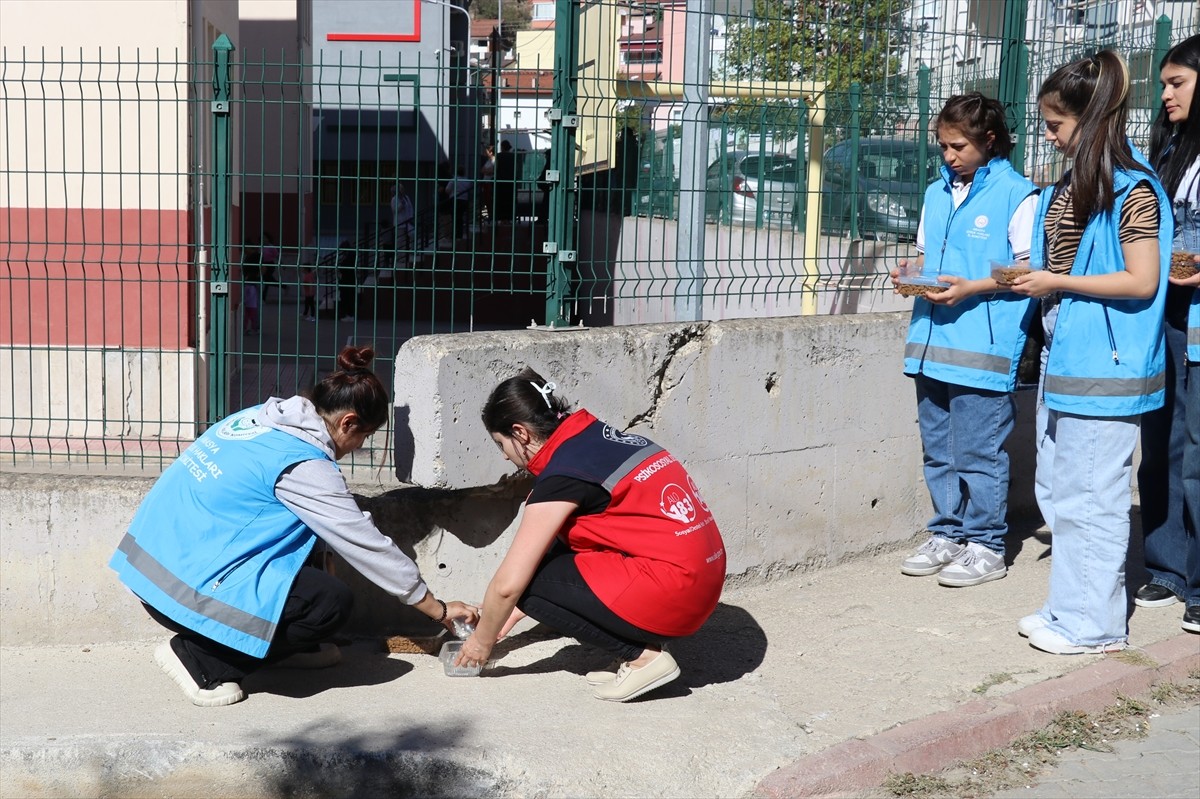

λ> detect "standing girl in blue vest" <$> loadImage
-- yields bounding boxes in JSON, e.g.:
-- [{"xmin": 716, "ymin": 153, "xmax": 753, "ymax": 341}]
[
  {"xmin": 1011, "ymin": 51, "xmax": 1172, "ymax": 655},
  {"xmin": 111, "ymin": 346, "xmax": 478, "ymax": 706},
  {"xmin": 893, "ymin": 93, "xmax": 1039, "ymax": 588},
  {"xmin": 1139, "ymin": 33, "xmax": 1200, "ymax": 634}
]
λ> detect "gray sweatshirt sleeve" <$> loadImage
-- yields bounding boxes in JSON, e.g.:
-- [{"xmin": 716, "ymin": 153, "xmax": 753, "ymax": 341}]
[{"xmin": 274, "ymin": 459, "xmax": 429, "ymax": 604}]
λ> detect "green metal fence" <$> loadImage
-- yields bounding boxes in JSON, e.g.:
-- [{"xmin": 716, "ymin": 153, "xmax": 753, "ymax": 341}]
[{"xmin": 1, "ymin": 1, "xmax": 1194, "ymax": 470}]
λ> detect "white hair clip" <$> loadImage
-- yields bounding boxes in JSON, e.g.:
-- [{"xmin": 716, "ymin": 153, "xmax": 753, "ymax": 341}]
[{"xmin": 530, "ymin": 380, "xmax": 557, "ymax": 409}]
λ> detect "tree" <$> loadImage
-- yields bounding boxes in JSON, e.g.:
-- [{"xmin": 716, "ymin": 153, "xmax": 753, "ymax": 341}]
[{"xmin": 715, "ymin": 0, "xmax": 909, "ymax": 139}]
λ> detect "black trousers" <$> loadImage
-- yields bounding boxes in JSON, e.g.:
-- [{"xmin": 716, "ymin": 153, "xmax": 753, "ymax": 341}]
[
  {"xmin": 518, "ymin": 546, "xmax": 668, "ymax": 662},
  {"xmin": 145, "ymin": 566, "xmax": 353, "ymax": 688}
]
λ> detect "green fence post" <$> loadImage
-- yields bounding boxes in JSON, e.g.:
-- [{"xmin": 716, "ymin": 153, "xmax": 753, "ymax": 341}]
[
  {"xmin": 917, "ymin": 65, "xmax": 931, "ymax": 186},
  {"xmin": 544, "ymin": 0, "xmax": 578, "ymax": 328},
  {"xmin": 794, "ymin": 99, "xmax": 808, "ymax": 233},
  {"xmin": 719, "ymin": 116, "xmax": 731, "ymax": 224},
  {"xmin": 755, "ymin": 103, "xmax": 767, "ymax": 229},
  {"xmin": 209, "ymin": 34, "xmax": 234, "ymax": 423},
  {"xmin": 663, "ymin": 132, "xmax": 676, "ymax": 220},
  {"xmin": 848, "ymin": 82, "xmax": 861, "ymax": 239},
  {"xmin": 1152, "ymin": 16, "xmax": 1173, "ymax": 99},
  {"xmin": 998, "ymin": 0, "xmax": 1030, "ymax": 174}
]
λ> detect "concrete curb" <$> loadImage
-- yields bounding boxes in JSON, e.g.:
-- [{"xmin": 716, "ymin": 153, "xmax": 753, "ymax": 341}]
[{"xmin": 752, "ymin": 633, "xmax": 1200, "ymax": 799}]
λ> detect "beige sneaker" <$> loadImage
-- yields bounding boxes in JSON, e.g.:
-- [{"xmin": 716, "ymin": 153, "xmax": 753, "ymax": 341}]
[
  {"xmin": 592, "ymin": 651, "xmax": 680, "ymax": 702},
  {"xmin": 585, "ymin": 660, "xmax": 621, "ymax": 685}
]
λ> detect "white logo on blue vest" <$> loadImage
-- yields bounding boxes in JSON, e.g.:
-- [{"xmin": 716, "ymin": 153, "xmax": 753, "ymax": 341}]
[
  {"xmin": 215, "ymin": 410, "xmax": 270, "ymax": 441},
  {"xmin": 967, "ymin": 214, "xmax": 991, "ymax": 241},
  {"xmin": 603, "ymin": 425, "xmax": 647, "ymax": 446}
]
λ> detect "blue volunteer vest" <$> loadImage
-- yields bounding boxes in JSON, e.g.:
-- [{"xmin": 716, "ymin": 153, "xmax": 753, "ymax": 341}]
[
  {"xmin": 109, "ymin": 406, "xmax": 329, "ymax": 657},
  {"xmin": 1189, "ymin": 293, "xmax": 1200, "ymax": 364},
  {"xmin": 904, "ymin": 158, "xmax": 1038, "ymax": 391},
  {"xmin": 1029, "ymin": 165, "xmax": 1172, "ymax": 416}
]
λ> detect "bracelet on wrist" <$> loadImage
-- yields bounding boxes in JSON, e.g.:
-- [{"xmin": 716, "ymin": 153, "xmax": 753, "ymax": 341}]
[{"xmin": 432, "ymin": 598, "xmax": 448, "ymax": 622}]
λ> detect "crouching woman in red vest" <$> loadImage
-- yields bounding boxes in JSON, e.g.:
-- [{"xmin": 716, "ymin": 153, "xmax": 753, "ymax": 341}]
[{"xmin": 455, "ymin": 368, "xmax": 727, "ymax": 701}]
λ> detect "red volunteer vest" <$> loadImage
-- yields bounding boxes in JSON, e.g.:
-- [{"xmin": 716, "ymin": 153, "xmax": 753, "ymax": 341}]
[{"xmin": 527, "ymin": 410, "xmax": 726, "ymax": 636}]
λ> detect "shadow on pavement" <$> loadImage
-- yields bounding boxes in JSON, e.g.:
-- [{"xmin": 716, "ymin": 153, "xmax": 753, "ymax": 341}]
[
  {"xmin": 478, "ymin": 602, "xmax": 768, "ymax": 699},
  {"xmin": 257, "ymin": 720, "xmax": 498, "ymax": 799},
  {"xmin": 243, "ymin": 645, "xmax": 413, "ymax": 699}
]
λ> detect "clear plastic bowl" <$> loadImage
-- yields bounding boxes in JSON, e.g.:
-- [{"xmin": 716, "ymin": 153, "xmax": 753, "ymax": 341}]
[
  {"xmin": 990, "ymin": 260, "xmax": 1038, "ymax": 286},
  {"xmin": 438, "ymin": 640, "xmax": 482, "ymax": 677},
  {"xmin": 895, "ymin": 273, "xmax": 948, "ymax": 297}
]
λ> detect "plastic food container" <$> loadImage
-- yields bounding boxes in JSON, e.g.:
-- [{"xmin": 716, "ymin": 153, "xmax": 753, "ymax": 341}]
[
  {"xmin": 990, "ymin": 260, "xmax": 1039, "ymax": 286},
  {"xmin": 896, "ymin": 274, "xmax": 948, "ymax": 297},
  {"xmin": 438, "ymin": 640, "xmax": 482, "ymax": 677}
]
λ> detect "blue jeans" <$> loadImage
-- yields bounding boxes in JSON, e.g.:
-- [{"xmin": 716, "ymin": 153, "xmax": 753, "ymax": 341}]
[
  {"xmin": 1137, "ymin": 286, "xmax": 1190, "ymax": 597},
  {"xmin": 915, "ymin": 374, "xmax": 1015, "ymax": 554},
  {"xmin": 1032, "ymin": 302, "xmax": 1137, "ymax": 645},
  {"xmin": 1185, "ymin": 358, "xmax": 1200, "ymax": 608}
]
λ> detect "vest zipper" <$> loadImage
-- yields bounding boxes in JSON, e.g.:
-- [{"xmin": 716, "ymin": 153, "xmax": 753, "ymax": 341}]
[{"xmin": 212, "ymin": 551, "xmax": 255, "ymax": 590}]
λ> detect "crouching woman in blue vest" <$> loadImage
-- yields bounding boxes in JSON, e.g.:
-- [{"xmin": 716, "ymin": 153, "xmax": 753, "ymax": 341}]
[
  {"xmin": 1011, "ymin": 51, "xmax": 1172, "ymax": 655},
  {"xmin": 110, "ymin": 345, "xmax": 477, "ymax": 706}
]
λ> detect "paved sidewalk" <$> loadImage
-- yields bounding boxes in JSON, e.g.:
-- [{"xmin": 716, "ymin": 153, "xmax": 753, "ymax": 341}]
[
  {"xmin": 2, "ymin": 528, "xmax": 1198, "ymax": 798},
  {"xmin": 993, "ymin": 702, "xmax": 1200, "ymax": 799}
]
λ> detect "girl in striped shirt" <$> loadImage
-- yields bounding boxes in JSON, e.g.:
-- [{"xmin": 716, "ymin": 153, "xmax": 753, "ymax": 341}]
[{"xmin": 1011, "ymin": 50, "xmax": 1173, "ymax": 656}]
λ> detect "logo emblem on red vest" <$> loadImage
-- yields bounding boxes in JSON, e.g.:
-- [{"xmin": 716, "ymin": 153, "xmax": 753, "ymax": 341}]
[
  {"xmin": 603, "ymin": 425, "xmax": 647, "ymax": 446},
  {"xmin": 660, "ymin": 483, "xmax": 696, "ymax": 523}
]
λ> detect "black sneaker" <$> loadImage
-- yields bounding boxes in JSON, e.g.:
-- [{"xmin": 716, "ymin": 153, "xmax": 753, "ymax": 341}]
[
  {"xmin": 1183, "ymin": 606, "xmax": 1200, "ymax": 634},
  {"xmin": 1134, "ymin": 583, "xmax": 1180, "ymax": 608}
]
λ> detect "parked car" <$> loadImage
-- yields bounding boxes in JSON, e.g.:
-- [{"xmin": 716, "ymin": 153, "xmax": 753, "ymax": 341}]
[
  {"xmin": 705, "ymin": 151, "xmax": 804, "ymax": 228},
  {"xmin": 820, "ymin": 137, "xmax": 941, "ymax": 240}
]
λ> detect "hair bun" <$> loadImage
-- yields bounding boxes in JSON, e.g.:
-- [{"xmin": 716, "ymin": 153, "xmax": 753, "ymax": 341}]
[{"xmin": 337, "ymin": 345, "xmax": 375, "ymax": 373}]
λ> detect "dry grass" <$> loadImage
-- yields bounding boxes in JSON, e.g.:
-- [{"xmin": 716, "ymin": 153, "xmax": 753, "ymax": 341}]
[{"xmin": 879, "ymin": 676, "xmax": 1200, "ymax": 798}]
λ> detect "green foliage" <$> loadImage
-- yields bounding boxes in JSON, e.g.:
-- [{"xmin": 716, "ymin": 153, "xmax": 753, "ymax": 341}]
[{"xmin": 717, "ymin": 0, "xmax": 909, "ymax": 137}]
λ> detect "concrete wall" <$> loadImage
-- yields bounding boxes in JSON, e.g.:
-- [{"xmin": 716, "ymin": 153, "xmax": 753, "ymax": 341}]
[{"xmin": 1, "ymin": 313, "xmax": 1039, "ymax": 646}]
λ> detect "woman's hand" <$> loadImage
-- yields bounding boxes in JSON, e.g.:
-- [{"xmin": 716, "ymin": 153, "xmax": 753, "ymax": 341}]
[
  {"xmin": 454, "ymin": 632, "xmax": 494, "ymax": 669},
  {"xmin": 890, "ymin": 258, "xmax": 916, "ymax": 292},
  {"xmin": 1168, "ymin": 254, "xmax": 1200, "ymax": 287},
  {"xmin": 441, "ymin": 601, "xmax": 480, "ymax": 633},
  {"xmin": 1011, "ymin": 270, "xmax": 1064, "ymax": 299},
  {"xmin": 923, "ymin": 275, "xmax": 982, "ymax": 306}
]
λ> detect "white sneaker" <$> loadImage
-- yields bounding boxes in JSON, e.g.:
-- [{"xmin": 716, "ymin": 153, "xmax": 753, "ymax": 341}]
[
  {"xmin": 937, "ymin": 542, "xmax": 1007, "ymax": 587},
  {"xmin": 155, "ymin": 641, "xmax": 246, "ymax": 707},
  {"xmin": 901, "ymin": 535, "xmax": 966, "ymax": 576},
  {"xmin": 1017, "ymin": 613, "xmax": 1049, "ymax": 638},
  {"xmin": 1028, "ymin": 626, "xmax": 1126, "ymax": 655}
]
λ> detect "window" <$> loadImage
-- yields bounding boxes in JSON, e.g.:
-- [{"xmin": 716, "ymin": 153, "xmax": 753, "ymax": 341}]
[
  {"xmin": 532, "ymin": 3, "xmax": 555, "ymax": 21},
  {"xmin": 742, "ymin": 156, "xmax": 800, "ymax": 181},
  {"xmin": 622, "ymin": 48, "xmax": 663, "ymax": 65}
]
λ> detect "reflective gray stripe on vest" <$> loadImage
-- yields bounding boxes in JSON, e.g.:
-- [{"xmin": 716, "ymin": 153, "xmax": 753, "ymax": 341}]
[
  {"xmin": 1043, "ymin": 370, "xmax": 1166, "ymax": 398},
  {"xmin": 118, "ymin": 534, "xmax": 274, "ymax": 642},
  {"xmin": 904, "ymin": 342, "xmax": 1012, "ymax": 375},
  {"xmin": 602, "ymin": 443, "xmax": 665, "ymax": 493},
  {"xmin": 1190, "ymin": 327, "xmax": 1200, "ymax": 348}
]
